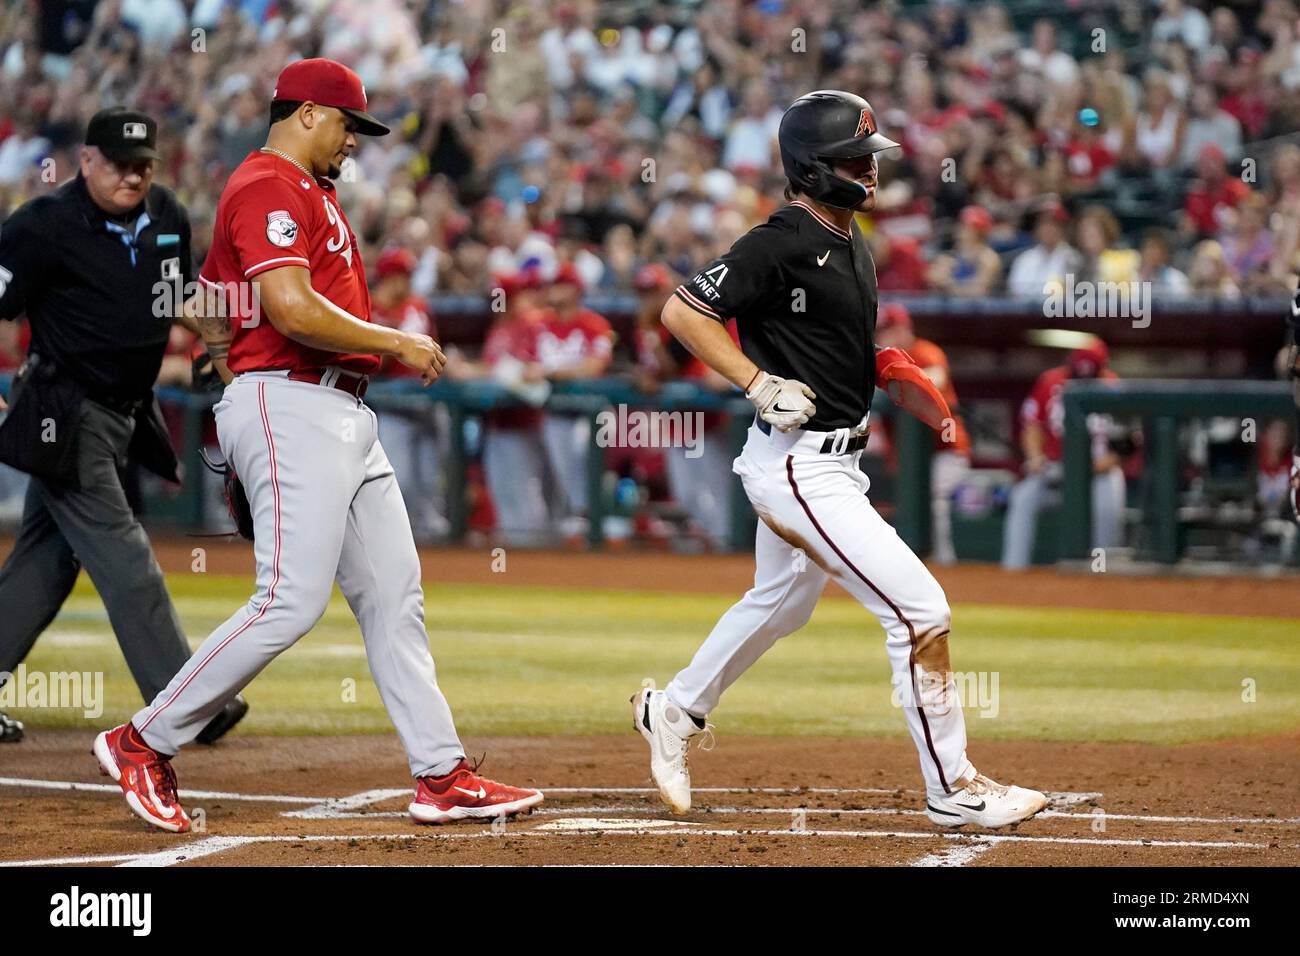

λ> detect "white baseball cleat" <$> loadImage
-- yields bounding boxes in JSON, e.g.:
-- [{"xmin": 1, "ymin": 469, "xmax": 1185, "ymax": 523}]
[
  {"xmin": 925, "ymin": 772, "xmax": 1048, "ymax": 829},
  {"xmin": 630, "ymin": 687, "xmax": 709, "ymax": 814}
]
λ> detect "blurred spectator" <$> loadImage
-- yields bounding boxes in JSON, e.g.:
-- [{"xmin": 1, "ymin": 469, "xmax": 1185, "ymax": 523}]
[
  {"xmin": 929, "ymin": 205, "xmax": 1002, "ymax": 297},
  {"xmin": 1219, "ymin": 193, "xmax": 1282, "ymax": 293},
  {"xmin": 721, "ymin": 80, "xmax": 783, "ymax": 173},
  {"xmin": 1077, "ymin": 206, "xmax": 1139, "ymax": 285},
  {"xmin": 1128, "ymin": 69, "xmax": 1186, "ymax": 171},
  {"xmin": 1153, "ymin": 0, "xmax": 1212, "ymax": 52},
  {"xmin": 371, "ymin": 247, "xmax": 450, "ymax": 540},
  {"xmin": 870, "ymin": 231, "xmax": 929, "ymax": 293},
  {"xmin": 1187, "ymin": 239, "xmax": 1242, "ymax": 298},
  {"xmin": 1137, "ymin": 229, "xmax": 1191, "ymax": 295},
  {"xmin": 1182, "ymin": 143, "xmax": 1251, "ymax": 238},
  {"xmin": 1008, "ymin": 203, "xmax": 1082, "ymax": 297},
  {"xmin": 1002, "ymin": 338, "xmax": 1126, "ymax": 570},
  {"xmin": 1017, "ymin": 20, "xmax": 1079, "ymax": 89},
  {"xmin": 1180, "ymin": 83, "xmax": 1244, "ymax": 167}
]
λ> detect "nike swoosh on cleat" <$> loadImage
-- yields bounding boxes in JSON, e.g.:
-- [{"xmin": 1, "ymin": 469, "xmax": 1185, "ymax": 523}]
[
  {"xmin": 642, "ymin": 699, "xmax": 652, "ymax": 733},
  {"xmin": 453, "ymin": 785, "xmax": 487, "ymax": 799},
  {"xmin": 927, "ymin": 803, "xmax": 961, "ymax": 817},
  {"xmin": 952, "ymin": 799, "xmax": 985, "ymax": 811}
]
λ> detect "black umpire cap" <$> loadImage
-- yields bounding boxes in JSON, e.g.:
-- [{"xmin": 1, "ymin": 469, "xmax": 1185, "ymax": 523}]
[
  {"xmin": 84, "ymin": 108, "xmax": 159, "ymax": 162},
  {"xmin": 778, "ymin": 90, "xmax": 899, "ymax": 209}
]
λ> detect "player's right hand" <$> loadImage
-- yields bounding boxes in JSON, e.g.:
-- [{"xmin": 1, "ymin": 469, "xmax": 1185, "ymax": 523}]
[
  {"xmin": 396, "ymin": 332, "xmax": 447, "ymax": 385},
  {"xmin": 746, "ymin": 370, "xmax": 816, "ymax": 433}
]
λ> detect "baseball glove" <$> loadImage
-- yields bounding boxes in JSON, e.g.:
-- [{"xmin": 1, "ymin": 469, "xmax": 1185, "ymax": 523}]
[{"xmin": 200, "ymin": 448, "xmax": 254, "ymax": 540}]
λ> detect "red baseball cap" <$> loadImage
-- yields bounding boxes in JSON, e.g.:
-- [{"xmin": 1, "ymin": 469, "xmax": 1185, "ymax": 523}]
[
  {"xmin": 959, "ymin": 204, "xmax": 993, "ymax": 234},
  {"xmin": 375, "ymin": 247, "xmax": 416, "ymax": 279},
  {"xmin": 634, "ymin": 263, "xmax": 672, "ymax": 291},
  {"xmin": 552, "ymin": 262, "xmax": 584, "ymax": 291},
  {"xmin": 272, "ymin": 58, "xmax": 390, "ymax": 136},
  {"xmin": 877, "ymin": 302, "xmax": 912, "ymax": 332}
]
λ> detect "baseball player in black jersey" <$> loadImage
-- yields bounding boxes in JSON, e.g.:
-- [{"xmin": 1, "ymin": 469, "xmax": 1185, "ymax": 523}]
[{"xmin": 632, "ymin": 91, "xmax": 1048, "ymax": 829}]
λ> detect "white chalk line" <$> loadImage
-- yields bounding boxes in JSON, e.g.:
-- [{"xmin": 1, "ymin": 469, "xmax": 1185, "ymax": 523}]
[
  {"xmin": 3, "ymin": 823, "xmax": 1283, "ymax": 869},
  {"xmin": 911, "ymin": 843, "xmax": 997, "ymax": 867},
  {"xmin": 2, "ymin": 779, "xmax": 1294, "ymax": 868},
  {"xmin": 0, "ymin": 777, "xmax": 320, "ymax": 804}
]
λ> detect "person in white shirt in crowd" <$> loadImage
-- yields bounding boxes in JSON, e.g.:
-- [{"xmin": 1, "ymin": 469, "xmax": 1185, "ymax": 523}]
[
  {"xmin": 1153, "ymin": 0, "xmax": 1213, "ymax": 52},
  {"xmin": 1007, "ymin": 202, "xmax": 1083, "ymax": 297},
  {"xmin": 721, "ymin": 80, "xmax": 783, "ymax": 172},
  {"xmin": 1017, "ymin": 19, "xmax": 1080, "ymax": 88},
  {"xmin": 1180, "ymin": 83, "xmax": 1244, "ymax": 167}
]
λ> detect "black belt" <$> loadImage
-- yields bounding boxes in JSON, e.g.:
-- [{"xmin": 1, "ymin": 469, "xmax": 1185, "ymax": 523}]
[
  {"xmin": 755, "ymin": 415, "xmax": 869, "ymax": 454},
  {"xmin": 88, "ymin": 394, "xmax": 145, "ymax": 416}
]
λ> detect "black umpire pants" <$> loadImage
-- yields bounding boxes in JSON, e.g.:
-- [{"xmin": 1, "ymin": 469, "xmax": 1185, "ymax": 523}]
[{"xmin": 0, "ymin": 399, "xmax": 193, "ymax": 700}]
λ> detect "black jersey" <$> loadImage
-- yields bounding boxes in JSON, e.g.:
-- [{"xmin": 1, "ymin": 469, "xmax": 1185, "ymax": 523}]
[
  {"xmin": 673, "ymin": 200, "xmax": 877, "ymax": 430},
  {"xmin": 0, "ymin": 175, "xmax": 193, "ymax": 401}
]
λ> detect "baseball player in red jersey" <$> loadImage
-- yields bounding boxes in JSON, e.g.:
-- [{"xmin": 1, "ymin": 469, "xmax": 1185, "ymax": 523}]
[
  {"xmin": 92, "ymin": 59, "xmax": 542, "ymax": 832},
  {"xmin": 370, "ymin": 247, "xmax": 450, "ymax": 539},
  {"xmin": 1001, "ymin": 337, "xmax": 1125, "ymax": 570},
  {"xmin": 536, "ymin": 263, "xmax": 614, "ymax": 539}
]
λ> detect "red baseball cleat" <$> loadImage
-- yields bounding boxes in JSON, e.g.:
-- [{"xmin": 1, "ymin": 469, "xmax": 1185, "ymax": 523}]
[
  {"xmin": 409, "ymin": 757, "xmax": 544, "ymax": 824},
  {"xmin": 93, "ymin": 723, "xmax": 191, "ymax": 833}
]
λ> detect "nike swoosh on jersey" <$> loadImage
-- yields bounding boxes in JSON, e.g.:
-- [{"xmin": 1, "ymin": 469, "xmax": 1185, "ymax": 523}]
[{"xmin": 817, "ymin": 250, "xmax": 831, "ymax": 266}]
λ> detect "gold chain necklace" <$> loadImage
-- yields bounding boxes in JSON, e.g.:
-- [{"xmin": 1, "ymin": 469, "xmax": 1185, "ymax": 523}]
[{"xmin": 259, "ymin": 146, "xmax": 313, "ymax": 180}]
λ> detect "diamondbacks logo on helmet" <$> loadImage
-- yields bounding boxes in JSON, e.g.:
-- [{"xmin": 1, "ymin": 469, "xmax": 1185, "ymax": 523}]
[{"xmin": 854, "ymin": 108, "xmax": 875, "ymax": 137}]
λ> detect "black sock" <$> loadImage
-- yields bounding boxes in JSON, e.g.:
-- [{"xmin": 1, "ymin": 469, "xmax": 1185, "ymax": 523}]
[{"xmin": 689, "ymin": 713, "xmax": 706, "ymax": 730}]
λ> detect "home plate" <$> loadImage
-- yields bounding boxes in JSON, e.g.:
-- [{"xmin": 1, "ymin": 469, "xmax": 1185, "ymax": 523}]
[{"xmin": 537, "ymin": 817, "xmax": 691, "ymax": 831}]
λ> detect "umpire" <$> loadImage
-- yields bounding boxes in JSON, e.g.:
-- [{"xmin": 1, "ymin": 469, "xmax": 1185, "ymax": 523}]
[{"xmin": 0, "ymin": 108, "xmax": 245, "ymax": 743}]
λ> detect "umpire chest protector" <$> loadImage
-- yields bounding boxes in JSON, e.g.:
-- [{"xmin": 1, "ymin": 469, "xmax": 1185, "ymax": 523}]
[
  {"xmin": 0, "ymin": 174, "xmax": 190, "ymax": 401},
  {"xmin": 674, "ymin": 201, "xmax": 879, "ymax": 431}
]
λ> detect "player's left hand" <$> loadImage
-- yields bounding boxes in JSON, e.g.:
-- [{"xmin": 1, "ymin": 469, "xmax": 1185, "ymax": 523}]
[
  {"xmin": 746, "ymin": 370, "xmax": 816, "ymax": 432},
  {"xmin": 875, "ymin": 347, "xmax": 952, "ymax": 432}
]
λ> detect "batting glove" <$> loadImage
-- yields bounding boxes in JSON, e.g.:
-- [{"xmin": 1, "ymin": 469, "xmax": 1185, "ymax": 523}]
[{"xmin": 746, "ymin": 370, "xmax": 816, "ymax": 433}]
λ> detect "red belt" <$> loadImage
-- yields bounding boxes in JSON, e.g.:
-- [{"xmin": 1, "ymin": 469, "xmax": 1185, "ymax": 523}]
[{"xmin": 287, "ymin": 368, "xmax": 369, "ymax": 399}]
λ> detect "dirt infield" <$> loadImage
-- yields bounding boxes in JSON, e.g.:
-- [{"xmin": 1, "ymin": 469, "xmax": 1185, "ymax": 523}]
[
  {"xmin": 63, "ymin": 536, "xmax": 1297, "ymax": 619},
  {"xmin": 1, "ymin": 731, "xmax": 1296, "ymax": 867},
  {"xmin": 2, "ymin": 534, "xmax": 1296, "ymax": 617}
]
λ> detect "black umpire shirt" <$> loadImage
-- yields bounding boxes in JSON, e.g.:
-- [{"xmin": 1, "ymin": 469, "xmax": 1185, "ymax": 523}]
[
  {"xmin": 673, "ymin": 200, "xmax": 877, "ymax": 431},
  {"xmin": 0, "ymin": 174, "xmax": 192, "ymax": 402}
]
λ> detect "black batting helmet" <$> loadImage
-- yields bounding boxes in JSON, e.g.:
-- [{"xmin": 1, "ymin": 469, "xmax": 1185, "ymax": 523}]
[{"xmin": 778, "ymin": 90, "xmax": 900, "ymax": 209}]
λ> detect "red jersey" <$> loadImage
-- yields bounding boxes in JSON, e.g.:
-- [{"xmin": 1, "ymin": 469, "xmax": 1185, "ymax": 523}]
[
  {"xmin": 199, "ymin": 152, "xmax": 379, "ymax": 376},
  {"xmin": 536, "ymin": 308, "xmax": 613, "ymax": 373},
  {"xmin": 482, "ymin": 315, "xmax": 545, "ymax": 430},
  {"xmin": 1020, "ymin": 365, "xmax": 1118, "ymax": 462},
  {"xmin": 1183, "ymin": 177, "xmax": 1250, "ymax": 235},
  {"xmin": 371, "ymin": 295, "xmax": 437, "ymax": 379}
]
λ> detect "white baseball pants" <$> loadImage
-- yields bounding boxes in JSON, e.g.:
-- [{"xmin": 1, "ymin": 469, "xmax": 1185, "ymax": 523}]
[
  {"xmin": 133, "ymin": 372, "xmax": 464, "ymax": 777},
  {"xmin": 666, "ymin": 420, "xmax": 975, "ymax": 797}
]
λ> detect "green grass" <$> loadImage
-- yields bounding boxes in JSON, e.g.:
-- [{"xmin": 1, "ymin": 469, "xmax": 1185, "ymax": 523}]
[{"xmin": 8, "ymin": 574, "xmax": 1299, "ymax": 744}]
